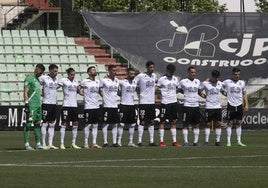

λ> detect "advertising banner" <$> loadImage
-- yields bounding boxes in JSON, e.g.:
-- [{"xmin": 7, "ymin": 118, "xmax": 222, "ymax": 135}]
[{"xmin": 81, "ymin": 11, "xmax": 268, "ymax": 84}]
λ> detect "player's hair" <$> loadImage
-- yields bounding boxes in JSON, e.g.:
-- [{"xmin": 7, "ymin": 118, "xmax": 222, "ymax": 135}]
[
  {"xmin": 166, "ymin": 64, "xmax": 176, "ymax": 73},
  {"xmin": 211, "ymin": 70, "xmax": 220, "ymax": 78},
  {"xmin": 66, "ymin": 67, "xmax": 75, "ymax": 74},
  {"xmin": 108, "ymin": 65, "xmax": 116, "ymax": 71},
  {"xmin": 87, "ymin": 66, "xmax": 95, "ymax": 72},
  {"xmin": 146, "ymin": 61, "xmax": 154, "ymax": 68},
  {"xmin": 127, "ymin": 67, "xmax": 135, "ymax": 73},
  {"xmin": 232, "ymin": 67, "xmax": 240, "ymax": 73},
  {"xmin": 36, "ymin": 64, "xmax": 45, "ymax": 72},
  {"xmin": 187, "ymin": 66, "xmax": 195, "ymax": 72},
  {"xmin": 48, "ymin": 64, "xmax": 58, "ymax": 71}
]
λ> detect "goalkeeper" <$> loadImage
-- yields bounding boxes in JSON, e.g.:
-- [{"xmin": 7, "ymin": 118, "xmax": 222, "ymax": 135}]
[{"xmin": 23, "ymin": 64, "xmax": 46, "ymax": 150}]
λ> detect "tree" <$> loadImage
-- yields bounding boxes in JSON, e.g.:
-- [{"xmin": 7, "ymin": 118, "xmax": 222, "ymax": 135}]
[
  {"xmin": 74, "ymin": 0, "xmax": 226, "ymax": 13},
  {"xmin": 255, "ymin": 0, "xmax": 268, "ymax": 12}
]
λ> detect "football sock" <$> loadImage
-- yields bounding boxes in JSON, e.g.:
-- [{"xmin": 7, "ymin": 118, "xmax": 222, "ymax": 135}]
[
  {"xmin": 226, "ymin": 126, "xmax": 232, "ymax": 143},
  {"xmin": 84, "ymin": 124, "xmax": 90, "ymax": 145},
  {"xmin": 170, "ymin": 128, "xmax": 177, "ymax": 143},
  {"xmin": 117, "ymin": 123, "xmax": 124, "ymax": 145},
  {"xmin": 148, "ymin": 125, "xmax": 154, "ymax": 143},
  {"xmin": 193, "ymin": 128, "xmax": 200, "ymax": 143},
  {"xmin": 23, "ymin": 123, "xmax": 31, "ymax": 144},
  {"xmin": 102, "ymin": 124, "xmax": 109, "ymax": 144},
  {"xmin": 60, "ymin": 125, "xmax": 66, "ymax": 145},
  {"xmin": 41, "ymin": 122, "xmax": 48, "ymax": 145},
  {"xmin": 215, "ymin": 128, "xmax": 222, "ymax": 142},
  {"xmin": 48, "ymin": 123, "xmax": 55, "ymax": 146},
  {"xmin": 72, "ymin": 126, "xmax": 78, "ymax": 145},
  {"xmin": 112, "ymin": 124, "xmax": 118, "ymax": 144},
  {"xmin": 205, "ymin": 128, "xmax": 210, "ymax": 142},
  {"xmin": 159, "ymin": 129, "xmax": 164, "ymax": 142},
  {"xmin": 182, "ymin": 129, "xmax": 188, "ymax": 143},
  {"xmin": 138, "ymin": 125, "xmax": 144, "ymax": 143},
  {"xmin": 128, "ymin": 123, "xmax": 135, "ymax": 143},
  {"xmin": 236, "ymin": 125, "xmax": 242, "ymax": 142},
  {"xmin": 92, "ymin": 124, "xmax": 98, "ymax": 145},
  {"xmin": 33, "ymin": 124, "xmax": 41, "ymax": 143}
]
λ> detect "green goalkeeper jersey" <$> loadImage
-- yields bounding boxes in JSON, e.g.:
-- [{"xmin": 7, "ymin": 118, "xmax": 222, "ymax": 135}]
[{"xmin": 24, "ymin": 74, "xmax": 42, "ymax": 106}]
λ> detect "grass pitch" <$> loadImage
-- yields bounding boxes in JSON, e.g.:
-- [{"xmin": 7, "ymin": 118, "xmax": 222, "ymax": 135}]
[{"xmin": 0, "ymin": 129, "xmax": 267, "ymax": 188}]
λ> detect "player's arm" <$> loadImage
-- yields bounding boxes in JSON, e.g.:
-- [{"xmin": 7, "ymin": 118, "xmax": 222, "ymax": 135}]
[
  {"xmin": 198, "ymin": 89, "xmax": 206, "ymax": 99},
  {"xmin": 23, "ymin": 87, "xmax": 29, "ymax": 103},
  {"xmin": 78, "ymin": 85, "xmax": 84, "ymax": 96},
  {"xmin": 99, "ymin": 88, "xmax": 103, "ymax": 97},
  {"xmin": 243, "ymin": 90, "xmax": 248, "ymax": 111}
]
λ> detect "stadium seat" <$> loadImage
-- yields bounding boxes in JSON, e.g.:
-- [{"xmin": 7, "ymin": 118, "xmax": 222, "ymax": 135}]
[
  {"xmin": 51, "ymin": 55, "xmax": 60, "ymax": 64},
  {"xmin": 46, "ymin": 30, "xmax": 55, "ymax": 37},
  {"xmin": 77, "ymin": 54, "xmax": 88, "ymax": 63},
  {"xmin": 0, "ymin": 63, "xmax": 7, "ymax": 72},
  {"xmin": 96, "ymin": 64, "xmax": 106, "ymax": 73},
  {"xmin": 11, "ymin": 30, "xmax": 20, "ymax": 37},
  {"xmin": 76, "ymin": 46, "xmax": 85, "ymax": 54},
  {"xmin": 58, "ymin": 46, "xmax": 68, "ymax": 54},
  {"xmin": 4, "ymin": 37, "xmax": 13, "ymax": 45},
  {"xmin": 56, "ymin": 30, "xmax": 65, "ymax": 37},
  {"xmin": 31, "ymin": 37, "xmax": 40, "ymax": 45},
  {"xmin": 7, "ymin": 73, "xmax": 18, "ymax": 81},
  {"xmin": 5, "ymin": 55, "xmax": 15, "ymax": 63},
  {"xmin": 6, "ymin": 64, "xmax": 16, "ymax": 72},
  {"xmin": 29, "ymin": 30, "xmax": 38, "ymax": 37},
  {"xmin": 2, "ymin": 30, "xmax": 11, "ymax": 37},
  {"xmin": 21, "ymin": 37, "xmax": 31, "ymax": 45},
  {"xmin": 49, "ymin": 46, "xmax": 59, "ymax": 54},
  {"xmin": 86, "ymin": 55, "xmax": 96, "ymax": 63},
  {"xmin": 66, "ymin": 37, "xmax": 75, "ymax": 45},
  {"xmin": 48, "ymin": 37, "xmax": 58, "ymax": 45},
  {"xmin": 23, "ymin": 55, "xmax": 33, "ymax": 64},
  {"xmin": 20, "ymin": 30, "xmax": 29, "ymax": 37},
  {"xmin": 60, "ymin": 55, "xmax": 69, "ymax": 64},
  {"xmin": 23, "ymin": 46, "xmax": 32, "ymax": 54},
  {"xmin": 32, "ymin": 55, "xmax": 42, "ymax": 64},
  {"xmin": 41, "ymin": 46, "xmax": 50, "ymax": 54},
  {"xmin": 0, "ymin": 83, "xmax": 10, "ymax": 91},
  {"xmin": 14, "ymin": 46, "xmax": 23, "ymax": 54},
  {"xmin": 57, "ymin": 37, "xmax": 67, "ymax": 45},
  {"xmin": 32, "ymin": 46, "xmax": 41, "ymax": 54},
  {"xmin": 37, "ymin": 30, "xmax": 46, "ymax": 37},
  {"xmin": 42, "ymin": 55, "xmax": 51, "ymax": 64},
  {"xmin": 69, "ymin": 55, "xmax": 79, "ymax": 63},
  {"xmin": 39, "ymin": 37, "xmax": 49, "ymax": 45}
]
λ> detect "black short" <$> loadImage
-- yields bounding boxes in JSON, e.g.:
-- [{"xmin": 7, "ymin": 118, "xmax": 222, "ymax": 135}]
[
  {"xmin": 102, "ymin": 107, "xmax": 120, "ymax": 124},
  {"xmin": 160, "ymin": 103, "xmax": 178, "ymax": 122},
  {"xmin": 42, "ymin": 104, "xmax": 57, "ymax": 122},
  {"xmin": 227, "ymin": 104, "xmax": 243, "ymax": 121},
  {"xmin": 205, "ymin": 108, "xmax": 222, "ymax": 122},
  {"xmin": 138, "ymin": 104, "xmax": 156, "ymax": 122},
  {"xmin": 182, "ymin": 106, "xmax": 200, "ymax": 125},
  {"xmin": 84, "ymin": 109, "xmax": 100, "ymax": 124},
  {"xmin": 119, "ymin": 105, "xmax": 137, "ymax": 124},
  {"xmin": 61, "ymin": 107, "xmax": 78, "ymax": 123}
]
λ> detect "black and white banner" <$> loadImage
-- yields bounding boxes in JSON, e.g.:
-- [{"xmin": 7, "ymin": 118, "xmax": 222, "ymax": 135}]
[
  {"xmin": 81, "ymin": 11, "xmax": 268, "ymax": 83},
  {"xmin": 0, "ymin": 106, "xmax": 267, "ymax": 130}
]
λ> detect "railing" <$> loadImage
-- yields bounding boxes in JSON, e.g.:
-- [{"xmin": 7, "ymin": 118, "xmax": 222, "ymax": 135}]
[{"xmin": 2, "ymin": 0, "xmax": 24, "ymax": 28}]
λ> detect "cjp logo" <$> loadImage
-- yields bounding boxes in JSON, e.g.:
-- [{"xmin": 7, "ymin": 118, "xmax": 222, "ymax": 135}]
[{"xmin": 156, "ymin": 21, "xmax": 268, "ymax": 58}]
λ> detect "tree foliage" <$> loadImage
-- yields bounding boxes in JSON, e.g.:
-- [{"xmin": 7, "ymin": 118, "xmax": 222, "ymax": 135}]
[
  {"xmin": 75, "ymin": 0, "xmax": 227, "ymax": 13},
  {"xmin": 255, "ymin": 0, "xmax": 268, "ymax": 12}
]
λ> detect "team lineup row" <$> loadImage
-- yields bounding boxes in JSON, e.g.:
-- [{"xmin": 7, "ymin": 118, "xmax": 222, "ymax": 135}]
[{"xmin": 23, "ymin": 61, "xmax": 248, "ymax": 150}]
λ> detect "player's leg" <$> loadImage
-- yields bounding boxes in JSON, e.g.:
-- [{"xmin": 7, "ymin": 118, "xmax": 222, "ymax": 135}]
[
  {"xmin": 159, "ymin": 104, "xmax": 166, "ymax": 147},
  {"xmin": 83, "ymin": 109, "xmax": 91, "ymax": 148},
  {"xmin": 47, "ymin": 105, "xmax": 58, "ymax": 149},
  {"xmin": 137, "ymin": 105, "xmax": 145, "ymax": 146},
  {"xmin": 33, "ymin": 106, "xmax": 45, "ymax": 149},
  {"xmin": 192, "ymin": 108, "xmax": 200, "ymax": 146},
  {"xmin": 236, "ymin": 105, "xmax": 246, "ymax": 146},
  {"xmin": 59, "ymin": 107, "xmax": 68, "ymax": 149},
  {"xmin": 147, "ymin": 105, "xmax": 156, "ymax": 146},
  {"xmin": 182, "ymin": 107, "xmax": 189, "ymax": 146},
  {"xmin": 102, "ymin": 108, "xmax": 109, "ymax": 147},
  {"xmin": 170, "ymin": 103, "xmax": 180, "ymax": 147},
  {"xmin": 204, "ymin": 109, "xmax": 211, "ymax": 145},
  {"xmin": 226, "ymin": 104, "xmax": 234, "ymax": 146}
]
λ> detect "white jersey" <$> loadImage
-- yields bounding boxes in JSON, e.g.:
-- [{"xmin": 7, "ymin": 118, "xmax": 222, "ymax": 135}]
[
  {"xmin": 200, "ymin": 80, "xmax": 223, "ymax": 109},
  {"xmin": 178, "ymin": 78, "xmax": 201, "ymax": 107},
  {"xmin": 80, "ymin": 78, "xmax": 100, "ymax": 109},
  {"xmin": 58, "ymin": 77, "xmax": 79, "ymax": 107},
  {"xmin": 135, "ymin": 72, "xmax": 157, "ymax": 104},
  {"xmin": 119, "ymin": 78, "xmax": 137, "ymax": 105},
  {"xmin": 39, "ymin": 74, "xmax": 58, "ymax": 104},
  {"xmin": 222, "ymin": 79, "xmax": 246, "ymax": 107},
  {"xmin": 157, "ymin": 75, "xmax": 178, "ymax": 104},
  {"xmin": 100, "ymin": 77, "xmax": 119, "ymax": 108}
]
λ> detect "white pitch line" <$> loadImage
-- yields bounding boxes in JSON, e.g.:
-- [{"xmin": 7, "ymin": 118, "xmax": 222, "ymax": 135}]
[
  {"xmin": 0, "ymin": 155, "xmax": 267, "ymax": 167},
  {"xmin": 0, "ymin": 164, "xmax": 267, "ymax": 169}
]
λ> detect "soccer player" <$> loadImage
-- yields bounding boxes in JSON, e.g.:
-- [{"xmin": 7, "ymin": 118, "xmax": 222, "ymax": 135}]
[
  {"xmin": 199, "ymin": 70, "xmax": 224, "ymax": 146},
  {"xmin": 23, "ymin": 63, "xmax": 46, "ymax": 150},
  {"xmin": 156, "ymin": 64, "xmax": 181, "ymax": 147},
  {"xmin": 58, "ymin": 68, "xmax": 81, "ymax": 149},
  {"xmin": 118, "ymin": 67, "xmax": 138, "ymax": 147},
  {"xmin": 222, "ymin": 67, "xmax": 248, "ymax": 147},
  {"xmin": 135, "ymin": 61, "xmax": 157, "ymax": 147},
  {"xmin": 79, "ymin": 66, "xmax": 102, "ymax": 149},
  {"xmin": 178, "ymin": 66, "xmax": 203, "ymax": 147},
  {"xmin": 99, "ymin": 65, "xmax": 120, "ymax": 147},
  {"xmin": 39, "ymin": 64, "xmax": 59, "ymax": 149}
]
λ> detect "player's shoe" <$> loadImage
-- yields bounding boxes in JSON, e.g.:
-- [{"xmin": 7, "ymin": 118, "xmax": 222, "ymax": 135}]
[
  {"xmin": 71, "ymin": 144, "xmax": 81, "ymax": 149},
  {"xmin": 103, "ymin": 143, "xmax": 109, "ymax": 148},
  {"xmin": 183, "ymin": 142, "xmax": 189, "ymax": 147},
  {"xmin": 226, "ymin": 142, "xmax": 231, "ymax": 147},
  {"xmin": 237, "ymin": 141, "xmax": 246, "ymax": 147},
  {"xmin": 92, "ymin": 144, "xmax": 102, "ymax": 148},
  {"xmin": 48, "ymin": 145, "xmax": 59, "ymax": 149},
  {"xmin": 128, "ymin": 143, "xmax": 138, "ymax": 147},
  {"xmin": 36, "ymin": 144, "xmax": 47, "ymax": 150},
  {"xmin": 172, "ymin": 142, "xmax": 182, "ymax": 147},
  {"xmin": 25, "ymin": 145, "xmax": 34, "ymax": 150},
  {"xmin": 193, "ymin": 142, "xmax": 201, "ymax": 147},
  {"xmin": 112, "ymin": 143, "xmax": 120, "ymax": 147},
  {"xmin": 138, "ymin": 143, "xmax": 143, "ymax": 147},
  {"xmin": 159, "ymin": 141, "xmax": 166, "ymax": 147},
  {"xmin": 215, "ymin": 142, "xmax": 221, "ymax": 146},
  {"xmin": 149, "ymin": 142, "xmax": 158, "ymax": 147},
  {"xmin": 204, "ymin": 142, "xmax": 209, "ymax": 146},
  {"xmin": 60, "ymin": 144, "xmax": 66, "ymax": 149},
  {"xmin": 84, "ymin": 144, "xmax": 90, "ymax": 149}
]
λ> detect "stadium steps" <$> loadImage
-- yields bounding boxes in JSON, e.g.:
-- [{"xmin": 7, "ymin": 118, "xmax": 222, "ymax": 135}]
[{"xmin": 74, "ymin": 37, "xmax": 127, "ymax": 79}]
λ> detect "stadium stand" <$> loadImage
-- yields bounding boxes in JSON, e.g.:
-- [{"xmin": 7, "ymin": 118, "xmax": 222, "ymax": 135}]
[{"xmin": 0, "ymin": 29, "xmax": 105, "ymax": 106}]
